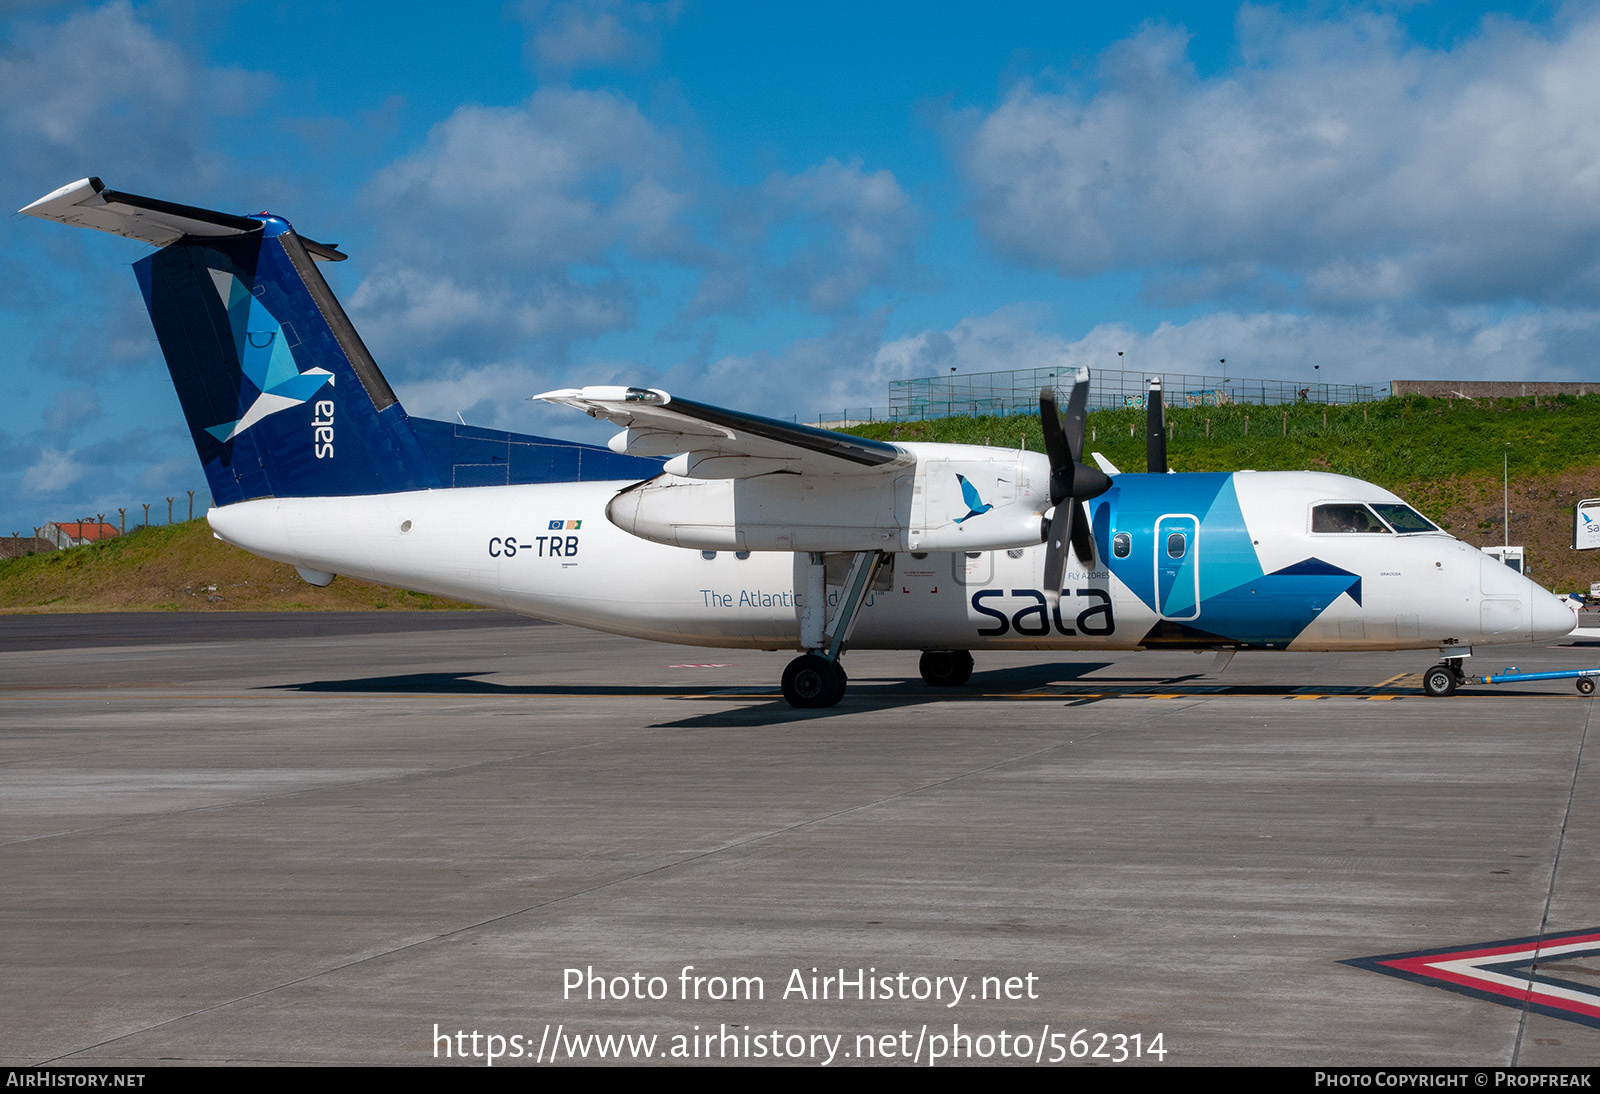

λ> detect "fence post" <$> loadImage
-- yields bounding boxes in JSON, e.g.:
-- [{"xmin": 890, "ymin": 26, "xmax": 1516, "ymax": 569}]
[
  {"xmin": 187, "ymin": 490, "xmax": 195, "ymax": 521},
  {"xmin": 167, "ymin": 497, "xmax": 174, "ymax": 524},
  {"xmin": 1282, "ymin": 411, "xmax": 1287, "ymax": 436},
  {"xmin": 142, "ymin": 503, "xmax": 150, "ymax": 527},
  {"xmin": 118, "ymin": 508, "xmax": 125, "ymax": 535},
  {"xmin": 1244, "ymin": 415, "xmax": 1249, "ymax": 436}
]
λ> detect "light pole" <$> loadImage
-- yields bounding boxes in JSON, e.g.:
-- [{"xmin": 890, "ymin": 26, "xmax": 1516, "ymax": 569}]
[{"xmin": 1503, "ymin": 443, "xmax": 1510, "ymax": 548}]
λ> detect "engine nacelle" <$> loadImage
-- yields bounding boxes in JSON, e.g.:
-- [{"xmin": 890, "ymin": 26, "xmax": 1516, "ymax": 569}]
[{"xmin": 605, "ymin": 444, "xmax": 1053, "ymax": 553}]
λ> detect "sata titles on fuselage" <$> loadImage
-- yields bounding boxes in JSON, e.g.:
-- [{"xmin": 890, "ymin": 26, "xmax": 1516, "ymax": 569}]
[{"xmin": 972, "ymin": 588, "xmax": 1115, "ymax": 637}]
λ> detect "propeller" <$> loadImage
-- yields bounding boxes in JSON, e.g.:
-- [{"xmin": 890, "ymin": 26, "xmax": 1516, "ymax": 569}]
[
  {"xmin": 1147, "ymin": 377, "xmax": 1167, "ymax": 474},
  {"xmin": 1040, "ymin": 369, "xmax": 1112, "ymax": 598}
]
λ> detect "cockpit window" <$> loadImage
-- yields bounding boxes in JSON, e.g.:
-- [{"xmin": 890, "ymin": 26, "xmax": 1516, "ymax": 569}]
[
  {"xmin": 1311, "ymin": 503, "xmax": 1388, "ymax": 534},
  {"xmin": 1370, "ymin": 503, "xmax": 1440, "ymax": 534}
]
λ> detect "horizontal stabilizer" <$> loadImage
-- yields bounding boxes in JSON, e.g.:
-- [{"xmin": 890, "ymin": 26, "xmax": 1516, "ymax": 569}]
[{"xmin": 19, "ymin": 178, "xmax": 347, "ymax": 261}]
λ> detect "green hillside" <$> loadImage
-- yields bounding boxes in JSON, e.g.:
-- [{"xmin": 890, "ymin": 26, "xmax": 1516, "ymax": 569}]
[
  {"xmin": 0, "ymin": 520, "xmax": 472, "ymax": 613},
  {"xmin": 3, "ymin": 391, "xmax": 1597, "ymax": 611}
]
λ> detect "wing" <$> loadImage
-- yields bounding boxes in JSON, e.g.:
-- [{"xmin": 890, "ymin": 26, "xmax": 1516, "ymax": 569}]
[
  {"xmin": 536, "ymin": 385, "xmax": 913, "ymax": 479},
  {"xmin": 539, "ymin": 385, "xmax": 1051, "ymax": 554}
]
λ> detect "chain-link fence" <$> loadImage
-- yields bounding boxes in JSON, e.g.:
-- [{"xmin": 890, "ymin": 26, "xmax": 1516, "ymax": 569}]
[{"xmin": 818, "ymin": 366, "xmax": 1384, "ymax": 425}]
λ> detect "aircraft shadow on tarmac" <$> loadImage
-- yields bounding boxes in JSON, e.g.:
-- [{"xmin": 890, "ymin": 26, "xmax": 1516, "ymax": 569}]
[{"xmin": 261, "ymin": 661, "xmax": 1503, "ymax": 728}]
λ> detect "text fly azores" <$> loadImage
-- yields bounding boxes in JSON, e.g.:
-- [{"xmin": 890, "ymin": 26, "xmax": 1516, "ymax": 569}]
[{"xmin": 21, "ymin": 179, "xmax": 1577, "ymax": 707}]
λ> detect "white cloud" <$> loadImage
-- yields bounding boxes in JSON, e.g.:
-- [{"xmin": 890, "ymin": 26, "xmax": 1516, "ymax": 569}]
[
  {"xmin": 850, "ymin": 303, "xmax": 1600, "ymax": 418},
  {"xmin": 959, "ymin": 8, "xmax": 1600, "ymax": 309},
  {"xmin": 20, "ymin": 448, "xmax": 86, "ymax": 495},
  {"xmin": 519, "ymin": 0, "xmax": 681, "ymax": 75},
  {"xmin": 762, "ymin": 158, "xmax": 919, "ymax": 314},
  {"xmin": 0, "ymin": 1, "xmax": 270, "ymax": 190},
  {"xmin": 354, "ymin": 87, "xmax": 695, "ymax": 368},
  {"xmin": 366, "ymin": 88, "xmax": 691, "ymax": 268}
]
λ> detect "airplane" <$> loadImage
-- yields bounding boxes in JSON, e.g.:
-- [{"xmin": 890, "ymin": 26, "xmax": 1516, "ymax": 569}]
[{"xmin": 19, "ymin": 178, "xmax": 1579, "ymax": 707}]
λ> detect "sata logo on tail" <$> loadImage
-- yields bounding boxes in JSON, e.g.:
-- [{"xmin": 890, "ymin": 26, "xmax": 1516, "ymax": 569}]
[{"xmin": 204, "ymin": 268, "xmax": 335, "ymax": 450}]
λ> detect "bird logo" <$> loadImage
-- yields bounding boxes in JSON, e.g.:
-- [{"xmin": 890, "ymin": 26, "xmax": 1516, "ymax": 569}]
[{"xmin": 953, "ymin": 473, "xmax": 994, "ymax": 524}]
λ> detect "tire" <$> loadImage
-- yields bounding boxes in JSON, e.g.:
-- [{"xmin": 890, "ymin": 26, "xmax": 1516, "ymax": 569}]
[
  {"xmin": 1578, "ymin": 677, "xmax": 1595, "ymax": 696},
  {"xmin": 1423, "ymin": 665, "xmax": 1458, "ymax": 697},
  {"xmin": 782, "ymin": 654, "xmax": 845, "ymax": 708},
  {"xmin": 919, "ymin": 650, "xmax": 974, "ymax": 687}
]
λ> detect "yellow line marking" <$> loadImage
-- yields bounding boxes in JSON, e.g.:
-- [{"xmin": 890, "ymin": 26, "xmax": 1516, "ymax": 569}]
[{"xmin": 1376, "ymin": 673, "xmax": 1409, "ymax": 687}]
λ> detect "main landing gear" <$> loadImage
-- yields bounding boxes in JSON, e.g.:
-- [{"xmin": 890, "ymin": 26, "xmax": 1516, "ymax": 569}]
[
  {"xmin": 1423, "ymin": 658, "xmax": 1469, "ymax": 697},
  {"xmin": 781, "ymin": 653, "xmax": 848, "ymax": 709},
  {"xmin": 919, "ymin": 649, "xmax": 974, "ymax": 687},
  {"xmin": 778, "ymin": 554, "xmax": 980, "ymax": 708},
  {"xmin": 781, "ymin": 550, "xmax": 886, "ymax": 709}
]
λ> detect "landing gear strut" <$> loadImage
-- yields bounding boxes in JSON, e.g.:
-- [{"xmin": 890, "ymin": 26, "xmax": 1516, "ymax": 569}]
[
  {"xmin": 782, "ymin": 550, "xmax": 886, "ymax": 709},
  {"xmin": 919, "ymin": 650, "xmax": 974, "ymax": 687},
  {"xmin": 1423, "ymin": 658, "xmax": 1468, "ymax": 697}
]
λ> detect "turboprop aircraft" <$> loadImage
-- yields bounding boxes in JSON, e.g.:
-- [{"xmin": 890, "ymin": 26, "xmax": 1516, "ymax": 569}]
[{"xmin": 20, "ymin": 178, "xmax": 1578, "ymax": 707}]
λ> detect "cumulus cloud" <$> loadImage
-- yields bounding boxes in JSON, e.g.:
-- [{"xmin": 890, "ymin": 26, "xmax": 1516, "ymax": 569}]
[
  {"xmin": 519, "ymin": 0, "xmax": 682, "ymax": 76},
  {"xmin": 0, "ymin": 1, "xmax": 270, "ymax": 192},
  {"xmin": 681, "ymin": 158, "xmax": 920, "ymax": 322},
  {"xmin": 20, "ymin": 448, "xmax": 86, "ymax": 496},
  {"xmin": 763, "ymin": 159, "xmax": 920, "ymax": 314},
  {"xmin": 867, "ymin": 304, "xmax": 1600, "ymax": 409},
  {"xmin": 354, "ymin": 87, "xmax": 695, "ymax": 367},
  {"xmin": 677, "ymin": 312, "xmax": 895, "ymax": 417},
  {"xmin": 959, "ymin": 8, "xmax": 1600, "ymax": 309}
]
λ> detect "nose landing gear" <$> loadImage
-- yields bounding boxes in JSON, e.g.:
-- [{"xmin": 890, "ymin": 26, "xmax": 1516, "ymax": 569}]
[{"xmin": 1422, "ymin": 662, "xmax": 1464, "ymax": 697}]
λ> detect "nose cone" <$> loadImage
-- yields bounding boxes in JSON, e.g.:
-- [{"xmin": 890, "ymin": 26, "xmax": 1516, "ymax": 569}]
[{"xmin": 1531, "ymin": 586, "xmax": 1579, "ymax": 642}]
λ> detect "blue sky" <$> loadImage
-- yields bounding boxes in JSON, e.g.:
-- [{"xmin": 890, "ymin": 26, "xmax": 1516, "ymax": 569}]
[{"xmin": 0, "ymin": 0, "xmax": 1589, "ymax": 532}]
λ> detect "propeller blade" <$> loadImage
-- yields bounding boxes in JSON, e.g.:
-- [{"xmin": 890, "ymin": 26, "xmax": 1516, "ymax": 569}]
[
  {"xmin": 1039, "ymin": 387, "xmax": 1070, "ymax": 505},
  {"xmin": 1042, "ymin": 507, "xmax": 1070, "ymax": 597},
  {"xmin": 1146, "ymin": 377, "xmax": 1167, "ymax": 474},
  {"xmin": 1039, "ymin": 370, "xmax": 1110, "ymax": 599},
  {"xmin": 1070, "ymin": 499, "xmax": 1095, "ymax": 564},
  {"xmin": 1062, "ymin": 367, "xmax": 1091, "ymax": 457}
]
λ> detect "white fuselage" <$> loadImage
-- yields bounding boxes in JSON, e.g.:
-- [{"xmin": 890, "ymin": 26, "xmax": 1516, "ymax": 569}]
[{"xmin": 206, "ymin": 469, "xmax": 1577, "ymax": 655}]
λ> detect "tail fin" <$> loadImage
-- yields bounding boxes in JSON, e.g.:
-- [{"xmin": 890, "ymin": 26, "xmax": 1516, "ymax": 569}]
[{"xmin": 23, "ymin": 178, "xmax": 441, "ymax": 505}]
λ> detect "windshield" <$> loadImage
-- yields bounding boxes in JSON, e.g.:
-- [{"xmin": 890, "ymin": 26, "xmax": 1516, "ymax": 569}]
[
  {"xmin": 1370, "ymin": 503, "xmax": 1441, "ymax": 534},
  {"xmin": 1311, "ymin": 503, "xmax": 1388, "ymax": 533}
]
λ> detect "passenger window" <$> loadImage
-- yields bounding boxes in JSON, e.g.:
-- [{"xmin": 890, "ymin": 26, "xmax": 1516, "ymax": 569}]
[
  {"xmin": 1312, "ymin": 503, "xmax": 1387, "ymax": 533},
  {"xmin": 1113, "ymin": 532, "xmax": 1131, "ymax": 558},
  {"xmin": 1166, "ymin": 532, "xmax": 1186, "ymax": 558}
]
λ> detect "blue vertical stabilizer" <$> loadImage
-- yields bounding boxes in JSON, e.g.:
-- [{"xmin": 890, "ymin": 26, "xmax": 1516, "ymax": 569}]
[{"xmin": 135, "ymin": 218, "xmax": 444, "ymax": 505}]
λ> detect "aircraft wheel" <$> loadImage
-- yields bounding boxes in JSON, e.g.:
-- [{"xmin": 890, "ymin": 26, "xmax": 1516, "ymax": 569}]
[
  {"xmin": 782, "ymin": 654, "xmax": 846, "ymax": 708},
  {"xmin": 919, "ymin": 650, "xmax": 974, "ymax": 687},
  {"xmin": 1423, "ymin": 665, "xmax": 1458, "ymax": 697},
  {"xmin": 1578, "ymin": 677, "xmax": 1595, "ymax": 696}
]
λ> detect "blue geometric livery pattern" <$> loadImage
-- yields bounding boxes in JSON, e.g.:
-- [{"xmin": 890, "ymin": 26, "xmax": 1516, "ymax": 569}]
[{"xmin": 1093, "ymin": 472, "xmax": 1365, "ymax": 649}]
